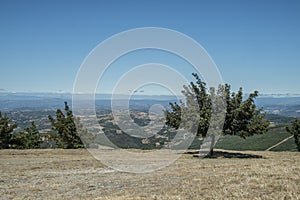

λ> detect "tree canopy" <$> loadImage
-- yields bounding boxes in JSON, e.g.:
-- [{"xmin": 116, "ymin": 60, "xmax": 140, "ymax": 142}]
[
  {"xmin": 48, "ymin": 102, "xmax": 84, "ymax": 149},
  {"xmin": 10, "ymin": 121, "xmax": 41, "ymax": 149},
  {"xmin": 0, "ymin": 112, "xmax": 17, "ymax": 149},
  {"xmin": 165, "ymin": 73, "xmax": 270, "ymax": 154}
]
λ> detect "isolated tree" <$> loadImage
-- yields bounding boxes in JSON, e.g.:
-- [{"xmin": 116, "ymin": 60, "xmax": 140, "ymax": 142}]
[
  {"xmin": 165, "ymin": 73, "xmax": 269, "ymax": 155},
  {"xmin": 11, "ymin": 121, "xmax": 41, "ymax": 149},
  {"xmin": 0, "ymin": 112, "xmax": 17, "ymax": 149},
  {"xmin": 286, "ymin": 119, "xmax": 300, "ymax": 151},
  {"xmin": 48, "ymin": 102, "xmax": 84, "ymax": 149}
]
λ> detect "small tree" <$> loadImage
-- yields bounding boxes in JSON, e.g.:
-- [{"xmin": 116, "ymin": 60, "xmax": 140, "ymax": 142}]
[
  {"xmin": 48, "ymin": 102, "xmax": 84, "ymax": 149},
  {"xmin": 165, "ymin": 73, "xmax": 269, "ymax": 155},
  {"xmin": 11, "ymin": 121, "xmax": 41, "ymax": 149},
  {"xmin": 0, "ymin": 112, "xmax": 17, "ymax": 149},
  {"xmin": 286, "ymin": 119, "xmax": 300, "ymax": 151}
]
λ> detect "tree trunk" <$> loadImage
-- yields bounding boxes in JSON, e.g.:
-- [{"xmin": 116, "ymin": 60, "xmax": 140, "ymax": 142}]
[
  {"xmin": 207, "ymin": 135, "xmax": 215, "ymax": 157},
  {"xmin": 208, "ymin": 148, "xmax": 214, "ymax": 157}
]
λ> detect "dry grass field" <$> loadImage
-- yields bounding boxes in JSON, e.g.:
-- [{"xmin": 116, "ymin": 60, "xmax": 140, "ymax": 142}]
[{"xmin": 0, "ymin": 149, "xmax": 299, "ymax": 200}]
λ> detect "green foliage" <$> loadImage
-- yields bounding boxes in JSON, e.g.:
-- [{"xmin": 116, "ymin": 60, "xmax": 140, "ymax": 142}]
[
  {"xmin": 48, "ymin": 102, "xmax": 84, "ymax": 149},
  {"xmin": 165, "ymin": 73, "xmax": 270, "ymax": 148},
  {"xmin": 164, "ymin": 102, "xmax": 182, "ymax": 130},
  {"xmin": 11, "ymin": 121, "xmax": 41, "ymax": 149},
  {"xmin": 222, "ymin": 86, "xmax": 269, "ymax": 138},
  {"xmin": 0, "ymin": 112, "xmax": 17, "ymax": 149},
  {"xmin": 286, "ymin": 119, "xmax": 300, "ymax": 151},
  {"xmin": 165, "ymin": 73, "xmax": 213, "ymax": 136}
]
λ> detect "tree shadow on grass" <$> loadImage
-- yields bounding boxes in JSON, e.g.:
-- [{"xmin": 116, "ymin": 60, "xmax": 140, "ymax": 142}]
[{"xmin": 185, "ymin": 150, "xmax": 264, "ymax": 159}]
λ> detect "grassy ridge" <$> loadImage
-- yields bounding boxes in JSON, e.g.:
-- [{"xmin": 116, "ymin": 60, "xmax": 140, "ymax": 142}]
[
  {"xmin": 186, "ymin": 125, "xmax": 297, "ymax": 152},
  {"xmin": 214, "ymin": 125, "xmax": 297, "ymax": 151},
  {"xmin": 213, "ymin": 114, "xmax": 298, "ymax": 151},
  {"xmin": 271, "ymin": 137, "xmax": 298, "ymax": 152}
]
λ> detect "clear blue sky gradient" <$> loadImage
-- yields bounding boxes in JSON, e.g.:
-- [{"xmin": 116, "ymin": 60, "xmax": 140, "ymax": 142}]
[{"xmin": 0, "ymin": 0, "xmax": 299, "ymax": 94}]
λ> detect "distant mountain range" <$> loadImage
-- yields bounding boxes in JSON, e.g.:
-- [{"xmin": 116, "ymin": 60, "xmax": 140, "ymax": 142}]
[
  {"xmin": 0, "ymin": 92, "xmax": 181, "ymax": 100},
  {"xmin": 1, "ymin": 92, "xmax": 300, "ymax": 117},
  {"xmin": 1, "ymin": 91, "xmax": 300, "ymax": 98}
]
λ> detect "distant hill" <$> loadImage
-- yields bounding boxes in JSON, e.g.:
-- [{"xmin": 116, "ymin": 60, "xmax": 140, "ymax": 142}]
[
  {"xmin": 1, "ymin": 92, "xmax": 300, "ymax": 117},
  {"xmin": 0, "ymin": 92, "xmax": 178, "ymax": 111},
  {"xmin": 255, "ymin": 96, "xmax": 300, "ymax": 117}
]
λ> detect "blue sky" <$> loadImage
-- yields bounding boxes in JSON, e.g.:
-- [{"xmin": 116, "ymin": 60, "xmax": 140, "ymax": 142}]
[{"xmin": 0, "ymin": 0, "xmax": 299, "ymax": 94}]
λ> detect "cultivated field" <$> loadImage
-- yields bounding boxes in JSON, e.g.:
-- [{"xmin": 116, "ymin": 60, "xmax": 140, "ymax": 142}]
[{"xmin": 0, "ymin": 149, "xmax": 299, "ymax": 200}]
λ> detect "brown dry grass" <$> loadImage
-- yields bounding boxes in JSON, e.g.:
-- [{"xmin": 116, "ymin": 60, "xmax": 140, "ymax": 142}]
[{"xmin": 0, "ymin": 149, "xmax": 299, "ymax": 199}]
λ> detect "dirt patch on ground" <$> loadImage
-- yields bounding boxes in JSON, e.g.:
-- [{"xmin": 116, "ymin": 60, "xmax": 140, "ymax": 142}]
[{"xmin": 0, "ymin": 149, "xmax": 299, "ymax": 199}]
